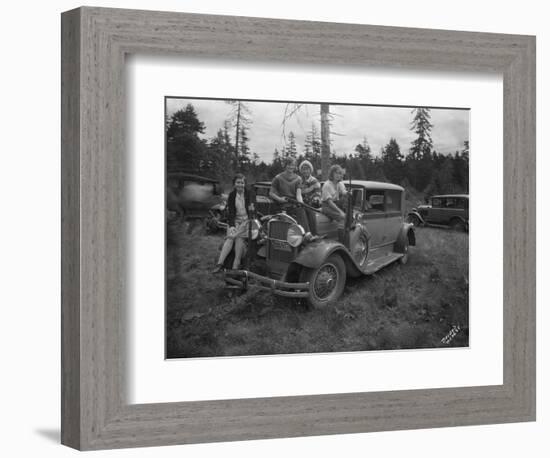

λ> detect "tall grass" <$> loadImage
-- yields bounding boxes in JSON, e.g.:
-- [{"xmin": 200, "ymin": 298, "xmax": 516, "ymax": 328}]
[{"xmin": 166, "ymin": 223, "xmax": 469, "ymax": 358}]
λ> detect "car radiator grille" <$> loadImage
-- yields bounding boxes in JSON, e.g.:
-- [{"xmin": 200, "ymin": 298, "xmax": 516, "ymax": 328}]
[{"xmin": 268, "ymin": 220, "xmax": 295, "ymax": 263}]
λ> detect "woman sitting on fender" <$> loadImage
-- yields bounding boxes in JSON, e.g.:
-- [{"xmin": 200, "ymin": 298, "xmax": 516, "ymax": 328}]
[
  {"xmin": 212, "ymin": 173, "xmax": 256, "ymax": 273},
  {"xmin": 321, "ymin": 164, "xmax": 348, "ymax": 223}
]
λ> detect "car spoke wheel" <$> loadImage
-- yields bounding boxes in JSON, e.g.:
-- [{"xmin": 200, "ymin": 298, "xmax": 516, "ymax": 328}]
[
  {"xmin": 313, "ymin": 264, "xmax": 338, "ymax": 299},
  {"xmin": 300, "ymin": 254, "xmax": 346, "ymax": 309}
]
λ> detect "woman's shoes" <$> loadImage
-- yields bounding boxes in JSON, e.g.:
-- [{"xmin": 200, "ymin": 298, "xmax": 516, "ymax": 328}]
[{"xmin": 211, "ymin": 264, "xmax": 224, "ymax": 274}]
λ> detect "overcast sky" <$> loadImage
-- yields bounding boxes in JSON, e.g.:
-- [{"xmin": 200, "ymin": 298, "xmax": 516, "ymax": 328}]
[{"xmin": 166, "ymin": 97, "xmax": 469, "ymax": 163}]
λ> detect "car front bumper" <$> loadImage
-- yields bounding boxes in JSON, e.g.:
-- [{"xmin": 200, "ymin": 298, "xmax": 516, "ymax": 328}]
[{"xmin": 224, "ymin": 269, "xmax": 309, "ymax": 298}]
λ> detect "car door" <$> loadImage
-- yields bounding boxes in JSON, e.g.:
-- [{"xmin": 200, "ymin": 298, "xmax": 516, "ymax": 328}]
[
  {"xmin": 384, "ymin": 190, "xmax": 403, "ymax": 243},
  {"xmin": 445, "ymin": 197, "xmax": 467, "ymax": 224},
  {"xmin": 463, "ymin": 197, "xmax": 469, "ymax": 221},
  {"xmin": 440, "ymin": 197, "xmax": 459, "ymax": 224},
  {"xmin": 426, "ymin": 197, "xmax": 445, "ymax": 223},
  {"xmin": 358, "ymin": 190, "xmax": 386, "ymax": 247}
]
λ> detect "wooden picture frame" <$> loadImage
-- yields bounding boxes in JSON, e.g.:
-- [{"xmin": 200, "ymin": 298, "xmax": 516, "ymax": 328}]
[{"xmin": 61, "ymin": 6, "xmax": 535, "ymax": 450}]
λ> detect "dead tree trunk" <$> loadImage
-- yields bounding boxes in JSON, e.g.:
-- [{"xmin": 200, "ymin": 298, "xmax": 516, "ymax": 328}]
[
  {"xmin": 320, "ymin": 103, "xmax": 331, "ymax": 180},
  {"xmin": 234, "ymin": 102, "xmax": 241, "ymax": 167}
]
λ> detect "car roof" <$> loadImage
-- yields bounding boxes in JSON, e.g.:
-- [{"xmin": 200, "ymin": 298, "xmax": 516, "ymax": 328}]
[
  {"xmin": 431, "ymin": 194, "xmax": 469, "ymax": 199},
  {"xmin": 254, "ymin": 181, "xmax": 272, "ymax": 187},
  {"xmin": 254, "ymin": 179, "xmax": 403, "ymax": 191},
  {"xmin": 167, "ymin": 172, "xmax": 219, "ymax": 184},
  {"xmin": 345, "ymin": 180, "xmax": 404, "ymax": 191}
]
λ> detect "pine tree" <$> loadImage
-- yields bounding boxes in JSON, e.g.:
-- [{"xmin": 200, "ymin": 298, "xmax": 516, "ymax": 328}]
[
  {"xmin": 408, "ymin": 107, "xmax": 434, "ymax": 190},
  {"xmin": 381, "ymin": 138, "xmax": 404, "ymax": 183},
  {"xmin": 354, "ymin": 137, "xmax": 372, "ymax": 160},
  {"xmin": 304, "ymin": 123, "xmax": 322, "ymax": 173},
  {"xmin": 225, "ymin": 100, "xmax": 252, "ymax": 168},
  {"xmin": 207, "ymin": 125, "xmax": 234, "ymax": 182},
  {"xmin": 283, "ymin": 131, "xmax": 298, "ymax": 160},
  {"xmin": 237, "ymin": 125, "xmax": 252, "ymax": 171},
  {"xmin": 271, "ymin": 148, "xmax": 284, "ymax": 175},
  {"xmin": 452, "ymin": 140, "xmax": 469, "ymax": 192},
  {"xmin": 409, "ymin": 107, "xmax": 433, "ymax": 160},
  {"xmin": 354, "ymin": 136, "xmax": 373, "ymax": 179},
  {"xmin": 166, "ymin": 104, "xmax": 207, "ymax": 172}
]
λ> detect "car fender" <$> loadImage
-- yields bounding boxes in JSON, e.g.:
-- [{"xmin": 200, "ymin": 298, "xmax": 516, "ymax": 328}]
[
  {"xmin": 407, "ymin": 210, "xmax": 425, "ymax": 225},
  {"xmin": 449, "ymin": 215, "xmax": 468, "ymax": 225},
  {"xmin": 395, "ymin": 222, "xmax": 416, "ymax": 253},
  {"xmin": 210, "ymin": 202, "xmax": 226, "ymax": 212},
  {"xmin": 293, "ymin": 239, "xmax": 362, "ymax": 277}
]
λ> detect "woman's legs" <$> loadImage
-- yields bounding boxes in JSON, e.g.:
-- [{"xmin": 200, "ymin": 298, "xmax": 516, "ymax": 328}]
[
  {"xmin": 321, "ymin": 202, "xmax": 345, "ymax": 224},
  {"xmin": 305, "ymin": 208, "xmax": 317, "ymax": 235},
  {"xmin": 232, "ymin": 237, "xmax": 246, "ymax": 269},
  {"xmin": 292, "ymin": 207, "xmax": 310, "ymax": 234},
  {"xmin": 216, "ymin": 237, "xmax": 235, "ymax": 266},
  {"xmin": 321, "ymin": 202, "xmax": 346, "ymax": 242}
]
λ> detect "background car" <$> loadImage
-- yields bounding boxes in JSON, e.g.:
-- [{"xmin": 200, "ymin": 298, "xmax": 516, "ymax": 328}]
[
  {"xmin": 252, "ymin": 181, "xmax": 277, "ymax": 217},
  {"xmin": 407, "ymin": 194, "xmax": 469, "ymax": 231},
  {"xmin": 166, "ymin": 172, "xmax": 223, "ymax": 221}
]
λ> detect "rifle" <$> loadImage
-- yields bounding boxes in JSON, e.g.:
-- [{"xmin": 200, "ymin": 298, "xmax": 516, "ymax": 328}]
[
  {"xmin": 344, "ymin": 168, "xmax": 353, "ymax": 248},
  {"xmin": 246, "ymin": 200, "xmax": 255, "ymax": 272},
  {"xmin": 284, "ymin": 197, "xmax": 322, "ymax": 213}
]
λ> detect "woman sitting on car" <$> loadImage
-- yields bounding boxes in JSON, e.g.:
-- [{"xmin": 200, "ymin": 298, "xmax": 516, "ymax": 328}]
[
  {"xmin": 212, "ymin": 173, "xmax": 256, "ymax": 273},
  {"xmin": 269, "ymin": 157, "xmax": 311, "ymax": 237},
  {"xmin": 321, "ymin": 164, "xmax": 348, "ymax": 224},
  {"xmin": 298, "ymin": 160, "xmax": 321, "ymax": 235}
]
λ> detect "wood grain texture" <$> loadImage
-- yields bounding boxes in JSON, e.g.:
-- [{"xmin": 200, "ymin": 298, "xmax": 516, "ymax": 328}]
[
  {"xmin": 61, "ymin": 6, "xmax": 536, "ymax": 450},
  {"xmin": 60, "ymin": 7, "xmax": 81, "ymax": 450}
]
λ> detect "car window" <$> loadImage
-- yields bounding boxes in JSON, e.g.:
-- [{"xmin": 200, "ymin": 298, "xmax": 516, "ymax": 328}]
[
  {"xmin": 254, "ymin": 186, "xmax": 270, "ymax": 197},
  {"xmin": 445, "ymin": 198, "xmax": 457, "ymax": 208},
  {"xmin": 455, "ymin": 198, "xmax": 467, "ymax": 209},
  {"xmin": 351, "ymin": 189, "xmax": 363, "ymax": 210},
  {"xmin": 364, "ymin": 192, "xmax": 385, "ymax": 212},
  {"xmin": 385, "ymin": 190, "xmax": 402, "ymax": 212},
  {"xmin": 432, "ymin": 197, "xmax": 443, "ymax": 208}
]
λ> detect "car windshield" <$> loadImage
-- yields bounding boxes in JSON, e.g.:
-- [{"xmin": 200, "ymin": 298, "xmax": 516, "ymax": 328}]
[{"xmin": 254, "ymin": 185, "xmax": 271, "ymax": 197}]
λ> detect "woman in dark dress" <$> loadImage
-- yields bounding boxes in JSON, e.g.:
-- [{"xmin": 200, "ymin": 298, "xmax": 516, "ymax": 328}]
[{"xmin": 212, "ymin": 174, "xmax": 256, "ymax": 273}]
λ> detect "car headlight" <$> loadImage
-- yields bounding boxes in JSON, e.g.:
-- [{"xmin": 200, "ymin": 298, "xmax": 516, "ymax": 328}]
[
  {"xmin": 287, "ymin": 224, "xmax": 305, "ymax": 247},
  {"xmin": 247, "ymin": 219, "xmax": 262, "ymax": 240}
]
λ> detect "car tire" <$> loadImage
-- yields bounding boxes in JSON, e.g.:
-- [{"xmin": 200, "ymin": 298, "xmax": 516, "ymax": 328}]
[
  {"xmin": 407, "ymin": 214, "xmax": 421, "ymax": 226},
  {"xmin": 450, "ymin": 218, "xmax": 466, "ymax": 232},
  {"xmin": 299, "ymin": 254, "xmax": 346, "ymax": 309},
  {"xmin": 399, "ymin": 236, "xmax": 410, "ymax": 265}
]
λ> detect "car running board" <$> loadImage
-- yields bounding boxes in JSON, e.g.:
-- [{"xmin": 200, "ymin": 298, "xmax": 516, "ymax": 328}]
[{"xmin": 363, "ymin": 252, "xmax": 403, "ymax": 275}]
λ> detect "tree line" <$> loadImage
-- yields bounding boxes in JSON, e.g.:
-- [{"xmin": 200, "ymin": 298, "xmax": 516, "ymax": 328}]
[{"xmin": 166, "ymin": 103, "xmax": 469, "ymax": 196}]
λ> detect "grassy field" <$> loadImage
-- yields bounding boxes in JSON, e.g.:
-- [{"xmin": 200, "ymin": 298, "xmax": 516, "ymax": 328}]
[{"xmin": 166, "ymin": 222, "xmax": 469, "ymax": 358}]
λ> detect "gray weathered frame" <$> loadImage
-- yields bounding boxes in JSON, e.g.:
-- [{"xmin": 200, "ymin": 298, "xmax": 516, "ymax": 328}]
[{"xmin": 61, "ymin": 6, "xmax": 536, "ymax": 451}]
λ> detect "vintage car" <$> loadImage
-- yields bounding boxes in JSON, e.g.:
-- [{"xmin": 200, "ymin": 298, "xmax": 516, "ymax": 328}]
[
  {"xmin": 224, "ymin": 180, "xmax": 416, "ymax": 308},
  {"xmin": 407, "ymin": 194, "xmax": 469, "ymax": 232},
  {"xmin": 252, "ymin": 181, "xmax": 278, "ymax": 217},
  {"xmin": 167, "ymin": 172, "xmax": 223, "ymax": 221}
]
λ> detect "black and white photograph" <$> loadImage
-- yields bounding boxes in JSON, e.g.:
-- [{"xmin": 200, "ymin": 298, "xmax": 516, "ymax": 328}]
[{"xmin": 165, "ymin": 97, "xmax": 470, "ymax": 358}]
